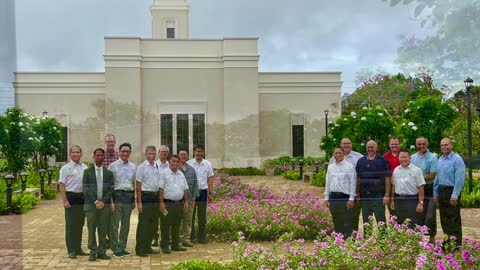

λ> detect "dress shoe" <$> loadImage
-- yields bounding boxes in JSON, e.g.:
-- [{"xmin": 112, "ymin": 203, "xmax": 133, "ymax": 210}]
[
  {"xmin": 68, "ymin": 253, "xmax": 77, "ymax": 259},
  {"xmin": 136, "ymin": 253, "xmax": 148, "ymax": 257},
  {"xmin": 113, "ymin": 251, "xmax": 124, "ymax": 258},
  {"xmin": 97, "ymin": 254, "xmax": 111, "ymax": 260},
  {"xmin": 171, "ymin": 246, "xmax": 187, "ymax": 251},
  {"xmin": 182, "ymin": 240, "xmax": 194, "ymax": 247},
  {"xmin": 88, "ymin": 254, "xmax": 96, "ymax": 261},
  {"xmin": 121, "ymin": 250, "xmax": 131, "ymax": 256},
  {"xmin": 76, "ymin": 249, "xmax": 88, "ymax": 256},
  {"xmin": 151, "ymin": 239, "xmax": 159, "ymax": 247},
  {"xmin": 147, "ymin": 249, "xmax": 160, "ymax": 255},
  {"xmin": 198, "ymin": 239, "xmax": 209, "ymax": 244},
  {"xmin": 161, "ymin": 247, "xmax": 171, "ymax": 254}
]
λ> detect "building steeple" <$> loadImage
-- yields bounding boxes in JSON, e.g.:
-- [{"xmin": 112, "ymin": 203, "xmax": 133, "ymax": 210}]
[{"xmin": 151, "ymin": 0, "xmax": 190, "ymax": 39}]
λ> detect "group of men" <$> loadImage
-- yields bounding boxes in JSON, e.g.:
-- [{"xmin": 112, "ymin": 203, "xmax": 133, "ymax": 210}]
[
  {"xmin": 325, "ymin": 136, "xmax": 465, "ymax": 248},
  {"xmin": 59, "ymin": 134, "xmax": 214, "ymax": 260}
]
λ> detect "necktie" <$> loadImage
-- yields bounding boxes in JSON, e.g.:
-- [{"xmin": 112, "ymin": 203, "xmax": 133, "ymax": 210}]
[{"xmin": 96, "ymin": 168, "xmax": 103, "ymax": 200}]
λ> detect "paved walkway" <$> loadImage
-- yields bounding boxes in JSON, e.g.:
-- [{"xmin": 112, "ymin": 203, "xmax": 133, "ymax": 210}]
[{"xmin": 1, "ymin": 176, "xmax": 479, "ymax": 269}]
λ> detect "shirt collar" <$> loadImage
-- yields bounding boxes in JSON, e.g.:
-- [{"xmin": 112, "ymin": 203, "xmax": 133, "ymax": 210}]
[{"xmin": 94, "ymin": 164, "xmax": 102, "ymax": 170}]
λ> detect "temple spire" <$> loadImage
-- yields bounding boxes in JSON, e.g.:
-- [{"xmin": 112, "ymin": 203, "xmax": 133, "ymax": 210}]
[{"xmin": 151, "ymin": 0, "xmax": 190, "ymax": 39}]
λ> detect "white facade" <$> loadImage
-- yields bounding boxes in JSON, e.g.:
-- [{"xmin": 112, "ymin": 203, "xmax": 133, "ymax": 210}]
[{"xmin": 14, "ymin": 0, "xmax": 341, "ymax": 167}]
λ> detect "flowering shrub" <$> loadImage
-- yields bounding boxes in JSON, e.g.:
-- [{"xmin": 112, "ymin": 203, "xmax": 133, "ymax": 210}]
[
  {"xmin": 207, "ymin": 173, "xmax": 332, "ymax": 241},
  {"xmin": 179, "ymin": 217, "xmax": 480, "ymax": 269},
  {"xmin": 282, "ymin": 170, "xmax": 301, "ymax": 181},
  {"xmin": 320, "ymin": 106, "xmax": 396, "ymax": 156}
]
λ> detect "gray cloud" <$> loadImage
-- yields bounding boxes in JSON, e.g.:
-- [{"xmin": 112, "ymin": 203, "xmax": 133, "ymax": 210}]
[{"xmin": 14, "ymin": 0, "xmax": 433, "ymax": 92}]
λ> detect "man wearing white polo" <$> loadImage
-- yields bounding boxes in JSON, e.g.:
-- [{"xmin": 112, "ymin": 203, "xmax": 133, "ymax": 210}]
[{"xmin": 187, "ymin": 144, "xmax": 214, "ymax": 244}]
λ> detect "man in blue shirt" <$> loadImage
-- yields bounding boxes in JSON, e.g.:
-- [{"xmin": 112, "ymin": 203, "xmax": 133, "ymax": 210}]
[
  {"xmin": 411, "ymin": 137, "xmax": 438, "ymax": 243},
  {"xmin": 356, "ymin": 140, "xmax": 391, "ymax": 228},
  {"xmin": 434, "ymin": 138, "xmax": 466, "ymax": 248}
]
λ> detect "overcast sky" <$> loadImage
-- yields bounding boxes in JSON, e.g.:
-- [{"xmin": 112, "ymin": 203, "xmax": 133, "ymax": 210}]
[{"xmin": 14, "ymin": 0, "xmax": 433, "ymax": 93}]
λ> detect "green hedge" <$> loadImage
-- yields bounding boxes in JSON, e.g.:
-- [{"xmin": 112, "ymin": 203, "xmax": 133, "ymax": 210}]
[
  {"xmin": 461, "ymin": 178, "xmax": 480, "ymax": 208},
  {"xmin": 12, "ymin": 191, "xmax": 40, "ymax": 214},
  {"xmin": 216, "ymin": 167, "xmax": 266, "ymax": 176},
  {"xmin": 263, "ymin": 156, "xmax": 326, "ymax": 167},
  {"xmin": 282, "ymin": 170, "xmax": 301, "ymax": 181},
  {"xmin": 310, "ymin": 170, "xmax": 327, "ymax": 187}
]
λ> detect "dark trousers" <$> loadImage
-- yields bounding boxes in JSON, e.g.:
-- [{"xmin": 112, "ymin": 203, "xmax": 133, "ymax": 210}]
[
  {"xmin": 110, "ymin": 190, "xmax": 134, "ymax": 252},
  {"xmin": 135, "ymin": 192, "xmax": 159, "ymax": 255},
  {"xmin": 395, "ymin": 194, "xmax": 420, "ymax": 228},
  {"xmin": 160, "ymin": 200, "xmax": 184, "ymax": 248},
  {"xmin": 65, "ymin": 192, "xmax": 85, "ymax": 254},
  {"xmin": 418, "ymin": 183, "xmax": 437, "ymax": 236},
  {"xmin": 85, "ymin": 206, "xmax": 110, "ymax": 255},
  {"xmin": 191, "ymin": 189, "xmax": 208, "ymax": 241},
  {"xmin": 360, "ymin": 193, "xmax": 386, "ymax": 225},
  {"xmin": 329, "ymin": 192, "xmax": 353, "ymax": 237},
  {"xmin": 438, "ymin": 186, "xmax": 462, "ymax": 247},
  {"xmin": 351, "ymin": 199, "xmax": 361, "ymax": 232}
]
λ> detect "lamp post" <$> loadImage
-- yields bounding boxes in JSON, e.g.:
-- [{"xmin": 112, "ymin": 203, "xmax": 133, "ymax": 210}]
[
  {"xmin": 42, "ymin": 111, "xmax": 48, "ymax": 117},
  {"xmin": 47, "ymin": 168, "xmax": 54, "ymax": 186},
  {"xmin": 19, "ymin": 172, "xmax": 28, "ymax": 192},
  {"xmin": 4, "ymin": 174, "xmax": 16, "ymax": 214},
  {"xmin": 291, "ymin": 159, "xmax": 296, "ymax": 170},
  {"xmin": 299, "ymin": 159, "xmax": 304, "ymax": 181},
  {"xmin": 465, "ymin": 77, "xmax": 474, "ymax": 191},
  {"xmin": 39, "ymin": 169, "xmax": 46, "ymax": 195},
  {"xmin": 324, "ymin": 109, "xmax": 329, "ymax": 135},
  {"xmin": 314, "ymin": 160, "xmax": 320, "ymax": 175}
]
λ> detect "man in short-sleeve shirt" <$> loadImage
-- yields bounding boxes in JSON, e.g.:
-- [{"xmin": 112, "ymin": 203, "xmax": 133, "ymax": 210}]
[
  {"xmin": 356, "ymin": 140, "xmax": 391, "ymax": 227},
  {"xmin": 187, "ymin": 144, "xmax": 214, "ymax": 244}
]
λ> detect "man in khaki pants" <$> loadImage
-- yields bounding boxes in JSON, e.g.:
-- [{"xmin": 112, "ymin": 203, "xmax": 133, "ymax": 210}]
[{"xmin": 178, "ymin": 149, "xmax": 199, "ymax": 247}]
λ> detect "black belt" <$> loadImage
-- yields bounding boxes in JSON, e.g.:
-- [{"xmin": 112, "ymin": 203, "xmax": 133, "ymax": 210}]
[
  {"xmin": 331, "ymin": 192, "xmax": 348, "ymax": 196},
  {"xmin": 164, "ymin": 199, "xmax": 184, "ymax": 203},
  {"xmin": 66, "ymin": 191, "xmax": 83, "ymax": 194},
  {"xmin": 142, "ymin": 191, "xmax": 158, "ymax": 195},
  {"xmin": 395, "ymin": 193, "xmax": 418, "ymax": 198},
  {"xmin": 116, "ymin": 189, "xmax": 134, "ymax": 193},
  {"xmin": 439, "ymin": 185, "xmax": 454, "ymax": 191}
]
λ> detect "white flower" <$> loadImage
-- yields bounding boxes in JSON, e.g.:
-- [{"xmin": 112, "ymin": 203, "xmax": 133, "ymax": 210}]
[
  {"xmin": 39, "ymin": 136, "xmax": 43, "ymax": 140},
  {"xmin": 412, "ymin": 126, "xmax": 418, "ymax": 131},
  {"xmin": 53, "ymin": 126, "xmax": 57, "ymax": 130},
  {"xmin": 4, "ymin": 129, "xmax": 8, "ymax": 134},
  {"xmin": 335, "ymin": 124, "xmax": 339, "ymax": 127},
  {"xmin": 328, "ymin": 121, "xmax": 333, "ymax": 124},
  {"xmin": 333, "ymin": 138, "xmax": 336, "ymax": 141},
  {"xmin": 362, "ymin": 107, "xmax": 368, "ymax": 110},
  {"xmin": 344, "ymin": 118, "xmax": 348, "ymax": 121},
  {"xmin": 429, "ymin": 120, "xmax": 433, "ymax": 123},
  {"xmin": 408, "ymin": 122, "xmax": 415, "ymax": 126},
  {"xmin": 350, "ymin": 111, "xmax": 357, "ymax": 119},
  {"xmin": 58, "ymin": 140, "xmax": 61, "ymax": 144},
  {"xmin": 361, "ymin": 142, "xmax": 365, "ymax": 146},
  {"xmin": 378, "ymin": 113, "xmax": 384, "ymax": 116},
  {"xmin": 402, "ymin": 122, "xmax": 406, "ymax": 126},
  {"xmin": 320, "ymin": 143, "xmax": 324, "ymax": 146},
  {"xmin": 28, "ymin": 137, "xmax": 33, "ymax": 140},
  {"xmin": 21, "ymin": 128, "xmax": 25, "ymax": 131},
  {"xmin": 410, "ymin": 145, "xmax": 415, "ymax": 149},
  {"xmin": 404, "ymin": 109, "xmax": 410, "ymax": 113},
  {"xmin": 361, "ymin": 116, "xmax": 367, "ymax": 121},
  {"xmin": 18, "ymin": 122, "xmax": 23, "ymax": 127}
]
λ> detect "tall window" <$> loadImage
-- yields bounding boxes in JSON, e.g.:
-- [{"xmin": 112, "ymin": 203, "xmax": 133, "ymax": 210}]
[
  {"xmin": 160, "ymin": 114, "xmax": 173, "ymax": 151},
  {"xmin": 167, "ymin": 27, "xmax": 175, "ymax": 38},
  {"xmin": 193, "ymin": 114, "xmax": 205, "ymax": 150},
  {"xmin": 292, "ymin": 125, "xmax": 304, "ymax": 157},
  {"xmin": 160, "ymin": 113, "xmax": 205, "ymax": 154},
  {"xmin": 56, "ymin": 127, "xmax": 68, "ymax": 162},
  {"xmin": 176, "ymin": 114, "xmax": 189, "ymax": 151}
]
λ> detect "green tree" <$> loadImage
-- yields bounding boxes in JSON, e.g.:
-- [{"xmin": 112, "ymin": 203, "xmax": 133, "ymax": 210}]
[
  {"xmin": 32, "ymin": 116, "xmax": 63, "ymax": 170},
  {"xmin": 386, "ymin": 0, "xmax": 480, "ymax": 88},
  {"xmin": 398, "ymin": 95, "xmax": 459, "ymax": 153},
  {"xmin": 320, "ymin": 106, "xmax": 396, "ymax": 156},
  {"xmin": 0, "ymin": 107, "xmax": 36, "ymax": 176}
]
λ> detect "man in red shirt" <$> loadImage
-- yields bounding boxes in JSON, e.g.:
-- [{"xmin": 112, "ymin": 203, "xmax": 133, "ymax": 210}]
[{"xmin": 384, "ymin": 136, "xmax": 401, "ymax": 218}]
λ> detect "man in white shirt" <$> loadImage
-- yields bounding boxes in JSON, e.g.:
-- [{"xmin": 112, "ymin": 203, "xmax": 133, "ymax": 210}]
[
  {"xmin": 187, "ymin": 144, "xmax": 214, "ymax": 244},
  {"xmin": 135, "ymin": 146, "xmax": 161, "ymax": 257},
  {"xmin": 391, "ymin": 150, "xmax": 425, "ymax": 228},
  {"xmin": 108, "ymin": 142, "xmax": 136, "ymax": 258},
  {"xmin": 324, "ymin": 146, "xmax": 356, "ymax": 237},
  {"xmin": 59, "ymin": 145, "xmax": 88, "ymax": 259},
  {"xmin": 152, "ymin": 145, "xmax": 169, "ymax": 247},
  {"xmin": 329, "ymin": 138, "xmax": 363, "ymax": 232},
  {"xmin": 159, "ymin": 155, "xmax": 189, "ymax": 254}
]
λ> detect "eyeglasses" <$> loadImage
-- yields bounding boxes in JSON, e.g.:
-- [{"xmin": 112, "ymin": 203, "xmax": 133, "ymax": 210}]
[{"xmin": 120, "ymin": 150, "xmax": 131, "ymax": 153}]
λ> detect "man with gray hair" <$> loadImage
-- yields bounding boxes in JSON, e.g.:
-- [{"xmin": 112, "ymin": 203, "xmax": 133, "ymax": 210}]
[{"xmin": 135, "ymin": 146, "xmax": 161, "ymax": 257}]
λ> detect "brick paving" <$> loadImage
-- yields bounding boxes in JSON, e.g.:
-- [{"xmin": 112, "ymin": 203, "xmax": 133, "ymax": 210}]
[{"xmin": 1, "ymin": 175, "xmax": 479, "ymax": 269}]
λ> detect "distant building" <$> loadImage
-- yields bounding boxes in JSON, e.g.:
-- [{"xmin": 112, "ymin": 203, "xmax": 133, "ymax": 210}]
[
  {"xmin": 0, "ymin": 0, "xmax": 16, "ymax": 113},
  {"xmin": 14, "ymin": 0, "xmax": 341, "ymax": 167}
]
